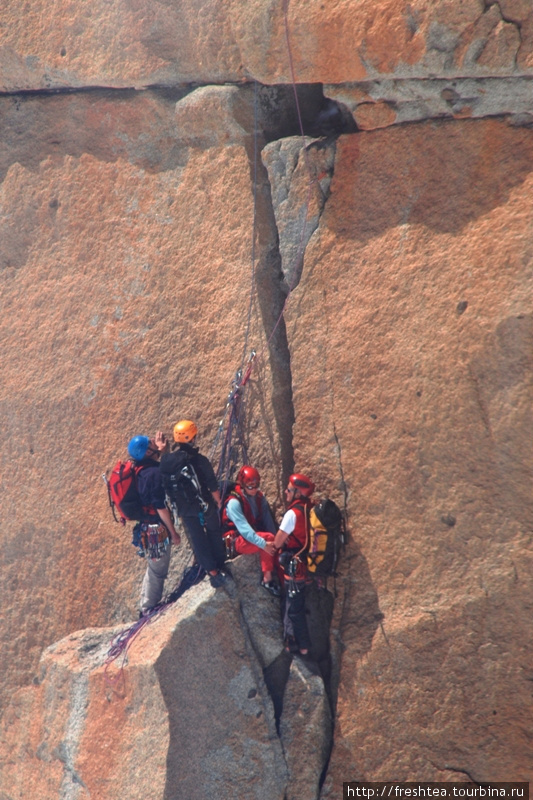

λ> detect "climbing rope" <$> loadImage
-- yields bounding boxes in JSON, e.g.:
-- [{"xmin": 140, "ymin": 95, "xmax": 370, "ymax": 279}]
[
  {"xmin": 104, "ymin": 560, "xmax": 206, "ymax": 682},
  {"xmin": 210, "ymin": 349, "xmax": 256, "ymax": 487}
]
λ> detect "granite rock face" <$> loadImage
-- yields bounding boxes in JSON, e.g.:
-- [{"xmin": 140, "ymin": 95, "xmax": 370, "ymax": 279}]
[
  {"xmin": 0, "ymin": 557, "xmax": 335, "ymax": 800},
  {"xmin": 0, "ymin": 83, "xmax": 290, "ymax": 723},
  {"xmin": 1, "ymin": 0, "xmax": 533, "ymax": 90},
  {"xmin": 1, "ymin": 1, "xmax": 533, "ymax": 797},
  {"xmin": 282, "ymin": 122, "xmax": 533, "ymax": 786}
]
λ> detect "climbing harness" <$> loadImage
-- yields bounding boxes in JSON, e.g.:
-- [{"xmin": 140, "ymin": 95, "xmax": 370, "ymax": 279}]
[
  {"xmin": 137, "ymin": 523, "xmax": 169, "ymax": 561},
  {"xmin": 160, "ymin": 449, "xmax": 209, "ymax": 519},
  {"xmin": 280, "ymin": 499, "xmax": 311, "ymax": 598}
]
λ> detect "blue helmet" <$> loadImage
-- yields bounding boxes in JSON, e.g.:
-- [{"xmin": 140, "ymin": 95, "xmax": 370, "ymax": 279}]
[{"xmin": 128, "ymin": 435, "xmax": 150, "ymax": 461}]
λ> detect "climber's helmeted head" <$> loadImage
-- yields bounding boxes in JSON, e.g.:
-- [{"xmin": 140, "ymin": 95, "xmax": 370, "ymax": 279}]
[
  {"xmin": 286, "ymin": 473, "xmax": 315, "ymax": 500},
  {"xmin": 237, "ymin": 465, "xmax": 260, "ymax": 493},
  {"xmin": 173, "ymin": 419, "xmax": 198, "ymax": 443},
  {"xmin": 128, "ymin": 434, "xmax": 155, "ymax": 461}
]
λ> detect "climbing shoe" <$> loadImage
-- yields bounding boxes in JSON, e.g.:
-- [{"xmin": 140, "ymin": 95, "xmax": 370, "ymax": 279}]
[
  {"xmin": 261, "ymin": 579, "xmax": 281, "ymax": 597},
  {"xmin": 284, "ymin": 636, "xmax": 299, "ymax": 654},
  {"xmin": 209, "ymin": 571, "xmax": 226, "ymax": 588}
]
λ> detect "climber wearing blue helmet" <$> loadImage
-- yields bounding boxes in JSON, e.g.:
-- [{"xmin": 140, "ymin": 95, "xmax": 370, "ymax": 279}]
[
  {"xmin": 127, "ymin": 434, "xmax": 151, "ymax": 462},
  {"xmin": 127, "ymin": 430, "xmax": 181, "ymax": 616}
]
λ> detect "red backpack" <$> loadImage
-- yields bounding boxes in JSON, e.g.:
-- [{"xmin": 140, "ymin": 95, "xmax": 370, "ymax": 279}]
[{"xmin": 105, "ymin": 460, "xmax": 145, "ymax": 524}]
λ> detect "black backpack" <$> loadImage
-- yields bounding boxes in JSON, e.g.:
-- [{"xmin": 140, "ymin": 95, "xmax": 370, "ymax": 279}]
[
  {"xmin": 307, "ymin": 498, "xmax": 345, "ymax": 577},
  {"xmin": 159, "ymin": 449, "xmax": 208, "ymax": 513}
]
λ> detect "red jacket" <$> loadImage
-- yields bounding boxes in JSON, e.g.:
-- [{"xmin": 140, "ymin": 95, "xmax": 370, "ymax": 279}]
[
  {"xmin": 221, "ymin": 484, "xmax": 267, "ymax": 534},
  {"xmin": 281, "ymin": 498, "xmax": 312, "ymax": 580}
]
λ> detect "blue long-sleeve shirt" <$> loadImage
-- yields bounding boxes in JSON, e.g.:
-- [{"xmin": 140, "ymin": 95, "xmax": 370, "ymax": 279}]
[{"xmin": 225, "ymin": 494, "xmax": 276, "ymax": 549}]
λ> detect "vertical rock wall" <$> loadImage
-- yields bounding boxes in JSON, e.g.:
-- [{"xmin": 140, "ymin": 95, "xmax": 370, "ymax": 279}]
[
  {"xmin": 0, "ymin": 85, "xmax": 288, "ymax": 716},
  {"xmin": 277, "ymin": 121, "xmax": 533, "ymax": 786}
]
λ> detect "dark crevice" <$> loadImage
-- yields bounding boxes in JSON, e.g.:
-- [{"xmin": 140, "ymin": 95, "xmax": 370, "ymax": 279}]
[
  {"xmin": 484, "ymin": 0, "xmax": 524, "ymax": 30},
  {"xmin": 0, "ymin": 80, "xmax": 357, "ymax": 139},
  {"xmin": 235, "ymin": 87, "xmax": 351, "ymax": 772},
  {"xmin": 0, "ymin": 84, "xmax": 195, "ymax": 100},
  {"xmin": 263, "ymin": 649, "xmax": 292, "ymax": 731},
  {"xmin": 333, "ymin": 424, "xmax": 350, "ymax": 521},
  {"xmin": 439, "ymin": 764, "xmax": 484, "ymax": 784},
  {"xmin": 240, "ymin": 139, "xmax": 296, "ymax": 482},
  {"xmin": 233, "ymin": 82, "xmax": 355, "ymax": 484}
]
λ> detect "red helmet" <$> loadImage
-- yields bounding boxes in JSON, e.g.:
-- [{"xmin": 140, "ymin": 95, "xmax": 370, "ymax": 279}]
[
  {"xmin": 237, "ymin": 465, "xmax": 260, "ymax": 489},
  {"xmin": 288, "ymin": 473, "xmax": 315, "ymax": 497}
]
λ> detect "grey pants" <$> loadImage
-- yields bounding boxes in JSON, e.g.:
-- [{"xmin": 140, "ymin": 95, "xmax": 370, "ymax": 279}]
[{"xmin": 139, "ymin": 543, "xmax": 172, "ymax": 613}]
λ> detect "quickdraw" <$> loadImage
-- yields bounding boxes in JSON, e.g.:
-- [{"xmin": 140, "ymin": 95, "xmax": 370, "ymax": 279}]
[
  {"xmin": 136, "ymin": 523, "xmax": 169, "ymax": 561},
  {"xmin": 211, "ymin": 349, "xmax": 256, "ymax": 488},
  {"xmin": 222, "ymin": 532, "xmax": 237, "ymax": 560}
]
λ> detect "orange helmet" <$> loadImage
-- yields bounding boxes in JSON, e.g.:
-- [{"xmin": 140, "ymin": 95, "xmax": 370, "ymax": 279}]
[
  {"xmin": 173, "ymin": 419, "xmax": 198, "ymax": 443},
  {"xmin": 288, "ymin": 473, "xmax": 315, "ymax": 497},
  {"xmin": 237, "ymin": 465, "xmax": 260, "ymax": 488}
]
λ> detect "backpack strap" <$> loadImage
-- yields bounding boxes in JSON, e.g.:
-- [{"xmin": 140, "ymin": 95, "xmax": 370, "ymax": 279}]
[
  {"xmin": 282, "ymin": 501, "xmax": 311, "ymax": 582},
  {"xmin": 221, "ymin": 488, "xmax": 243, "ymax": 533},
  {"xmin": 133, "ymin": 464, "xmax": 158, "ymax": 520},
  {"xmin": 287, "ymin": 500, "xmax": 311, "ymax": 557},
  {"xmin": 102, "ymin": 472, "xmax": 122, "ymax": 525}
]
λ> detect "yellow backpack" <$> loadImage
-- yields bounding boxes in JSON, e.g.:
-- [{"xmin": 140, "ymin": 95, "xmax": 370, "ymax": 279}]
[{"xmin": 307, "ymin": 500, "xmax": 344, "ymax": 576}]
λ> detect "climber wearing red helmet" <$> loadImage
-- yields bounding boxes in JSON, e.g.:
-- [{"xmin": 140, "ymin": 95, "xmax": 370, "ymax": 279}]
[
  {"xmin": 221, "ymin": 466, "xmax": 280, "ymax": 596},
  {"xmin": 273, "ymin": 472, "xmax": 316, "ymax": 656}
]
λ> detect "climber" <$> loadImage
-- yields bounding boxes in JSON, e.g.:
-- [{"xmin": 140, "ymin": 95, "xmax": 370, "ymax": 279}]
[
  {"xmin": 274, "ymin": 473, "xmax": 315, "ymax": 656},
  {"xmin": 128, "ymin": 433, "xmax": 181, "ymax": 616},
  {"xmin": 160, "ymin": 419, "xmax": 228, "ymax": 588},
  {"xmin": 221, "ymin": 465, "xmax": 280, "ymax": 597}
]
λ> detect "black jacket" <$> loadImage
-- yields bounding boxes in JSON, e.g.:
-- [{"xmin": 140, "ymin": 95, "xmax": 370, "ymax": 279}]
[{"xmin": 159, "ymin": 443, "xmax": 218, "ymax": 515}]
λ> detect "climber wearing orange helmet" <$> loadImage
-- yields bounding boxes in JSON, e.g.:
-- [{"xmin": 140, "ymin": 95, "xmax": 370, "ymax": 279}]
[
  {"xmin": 221, "ymin": 466, "xmax": 280, "ymax": 597},
  {"xmin": 160, "ymin": 420, "xmax": 228, "ymax": 588},
  {"xmin": 273, "ymin": 472, "xmax": 316, "ymax": 656}
]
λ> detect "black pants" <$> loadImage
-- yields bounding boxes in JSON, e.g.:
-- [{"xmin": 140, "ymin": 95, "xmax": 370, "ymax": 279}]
[
  {"xmin": 181, "ymin": 506, "xmax": 226, "ymax": 573},
  {"xmin": 283, "ymin": 582, "xmax": 311, "ymax": 651}
]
